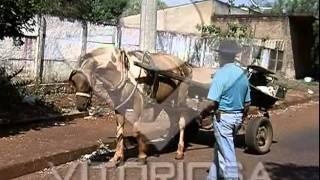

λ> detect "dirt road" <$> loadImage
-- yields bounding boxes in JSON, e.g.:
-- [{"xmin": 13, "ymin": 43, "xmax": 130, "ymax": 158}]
[{"xmin": 15, "ymin": 101, "xmax": 319, "ymax": 180}]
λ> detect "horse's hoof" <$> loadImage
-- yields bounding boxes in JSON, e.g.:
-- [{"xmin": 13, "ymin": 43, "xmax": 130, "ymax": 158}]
[
  {"xmin": 109, "ymin": 157, "xmax": 124, "ymax": 167},
  {"xmin": 138, "ymin": 157, "xmax": 147, "ymax": 165},
  {"xmin": 175, "ymin": 153, "xmax": 184, "ymax": 160}
]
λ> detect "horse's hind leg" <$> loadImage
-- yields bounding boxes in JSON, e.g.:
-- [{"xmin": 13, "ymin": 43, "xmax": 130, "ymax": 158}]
[
  {"xmin": 175, "ymin": 82, "xmax": 189, "ymax": 160},
  {"xmin": 110, "ymin": 113, "xmax": 125, "ymax": 165},
  {"xmin": 129, "ymin": 92, "xmax": 148, "ymax": 164},
  {"xmin": 175, "ymin": 111, "xmax": 187, "ymax": 160}
]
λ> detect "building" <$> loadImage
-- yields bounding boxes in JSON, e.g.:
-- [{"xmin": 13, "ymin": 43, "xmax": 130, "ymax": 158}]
[
  {"xmin": 212, "ymin": 14, "xmax": 316, "ymax": 79},
  {"xmin": 121, "ymin": 0, "xmax": 254, "ymax": 34}
]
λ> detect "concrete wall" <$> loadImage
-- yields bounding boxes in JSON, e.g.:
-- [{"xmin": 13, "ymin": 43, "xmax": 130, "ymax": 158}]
[
  {"xmin": 0, "ymin": 15, "xmax": 116, "ymax": 83},
  {"xmin": 0, "ymin": 37, "xmax": 37, "ymax": 80}
]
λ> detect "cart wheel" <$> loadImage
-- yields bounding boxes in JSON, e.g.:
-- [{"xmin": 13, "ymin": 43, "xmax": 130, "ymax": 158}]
[{"xmin": 245, "ymin": 117, "xmax": 273, "ymax": 154}]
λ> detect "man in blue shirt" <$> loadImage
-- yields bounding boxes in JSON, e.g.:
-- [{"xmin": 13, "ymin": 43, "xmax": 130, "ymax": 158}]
[{"xmin": 200, "ymin": 40, "xmax": 251, "ymax": 180}]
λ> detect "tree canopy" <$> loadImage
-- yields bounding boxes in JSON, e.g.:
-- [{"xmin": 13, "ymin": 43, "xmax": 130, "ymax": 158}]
[
  {"xmin": 271, "ymin": 0, "xmax": 319, "ymax": 15},
  {"xmin": 0, "ymin": 0, "xmax": 39, "ymax": 45},
  {"xmin": 122, "ymin": 0, "xmax": 168, "ymax": 17}
]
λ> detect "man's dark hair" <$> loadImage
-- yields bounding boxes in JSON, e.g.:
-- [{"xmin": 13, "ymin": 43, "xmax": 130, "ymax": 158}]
[{"xmin": 217, "ymin": 40, "xmax": 241, "ymax": 65}]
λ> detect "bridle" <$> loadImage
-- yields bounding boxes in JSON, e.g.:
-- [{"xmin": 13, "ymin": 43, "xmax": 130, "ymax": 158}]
[
  {"xmin": 72, "ymin": 49, "xmax": 149, "ymax": 111},
  {"xmin": 72, "ymin": 70, "xmax": 93, "ymax": 99},
  {"xmin": 74, "ymin": 49, "xmax": 129, "ymax": 98}
]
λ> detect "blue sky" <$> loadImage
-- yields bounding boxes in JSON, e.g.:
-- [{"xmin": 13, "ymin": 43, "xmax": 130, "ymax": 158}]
[{"xmin": 164, "ymin": 0, "xmax": 267, "ymax": 6}]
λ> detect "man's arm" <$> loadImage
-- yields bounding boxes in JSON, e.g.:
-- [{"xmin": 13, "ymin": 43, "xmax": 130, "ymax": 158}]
[
  {"xmin": 243, "ymin": 83, "xmax": 251, "ymax": 120},
  {"xmin": 200, "ymin": 101, "xmax": 219, "ymax": 119},
  {"xmin": 242, "ymin": 102, "xmax": 250, "ymax": 120}
]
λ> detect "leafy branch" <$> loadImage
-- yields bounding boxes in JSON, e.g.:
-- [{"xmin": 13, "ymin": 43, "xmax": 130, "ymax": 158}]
[{"xmin": 196, "ymin": 22, "xmax": 252, "ymax": 40}]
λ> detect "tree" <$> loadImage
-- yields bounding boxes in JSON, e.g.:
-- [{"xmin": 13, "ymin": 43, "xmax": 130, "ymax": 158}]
[
  {"xmin": 0, "ymin": 0, "xmax": 40, "ymax": 45},
  {"xmin": 36, "ymin": 0, "xmax": 129, "ymax": 24},
  {"xmin": 122, "ymin": 0, "xmax": 167, "ymax": 17},
  {"xmin": 271, "ymin": 0, "xmax": 319, "ymax": 15},
  {"xmin": 0, "ymin": 0, "xmax": 148, "ymax": 44}
]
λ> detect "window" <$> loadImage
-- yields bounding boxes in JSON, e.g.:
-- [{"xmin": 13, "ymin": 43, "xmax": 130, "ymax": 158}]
[{"xmin": 268, "ymin": 49, "xmax": 284, "ymax": 72}]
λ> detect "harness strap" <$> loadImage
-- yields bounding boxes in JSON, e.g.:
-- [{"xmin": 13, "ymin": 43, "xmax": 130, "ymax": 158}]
[
  {"xmin": 109, "ymin": 50, "xmax": 129, "ymax": 92},
  {"xmin": 114, "ymin": 51, "xmax": 149, "ymax": 110}
]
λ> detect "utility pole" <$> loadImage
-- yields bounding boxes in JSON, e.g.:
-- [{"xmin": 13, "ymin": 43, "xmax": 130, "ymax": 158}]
[
  {"xmin": 140, "ymin": 0, "xmax": 157, "ymax": 53},
  {"xmin": 35, "ymin": 15, "xmax": 46, "ymax": 84}
]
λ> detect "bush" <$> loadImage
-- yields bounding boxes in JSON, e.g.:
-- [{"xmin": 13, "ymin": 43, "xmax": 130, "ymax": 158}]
[{"xmin": 0, "ymin": 67, "xmax": 31, "ymax": 109}]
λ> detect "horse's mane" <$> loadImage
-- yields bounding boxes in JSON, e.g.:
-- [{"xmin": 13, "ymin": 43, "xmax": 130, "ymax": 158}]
[
  {"xmin": 80, "ymin": 47, "xmax": 117, "ymax": 69},
  {"xmin": 127, "ymin": 50, "xmax": 144, "ymax": 60},
  {"xmin": 83, "ymin": 48, "xmax": 113, "ymax": 60}
]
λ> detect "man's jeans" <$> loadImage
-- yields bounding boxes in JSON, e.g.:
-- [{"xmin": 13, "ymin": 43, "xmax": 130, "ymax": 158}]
[{"xmin": 208, "ymin": 113, "xmax": 243, "ymax": 180}]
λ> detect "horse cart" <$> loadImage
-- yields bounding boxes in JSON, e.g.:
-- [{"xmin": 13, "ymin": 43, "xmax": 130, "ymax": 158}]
[{"xmin": 135, "ymin": 61, "xmax": 286, "ymax": 154}]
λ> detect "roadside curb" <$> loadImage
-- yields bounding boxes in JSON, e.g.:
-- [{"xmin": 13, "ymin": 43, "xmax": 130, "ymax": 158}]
[
  {"xmin": 0, "ymin": 111, "xmax": 91, "ymax": 180},
  {"xmin": 0, "ymin": 111, "xmax": 88, "ymax": 125},
  {"xmin": 1, "ymin": 96, "xmax": 319, "ymax": 179},
  {"xmin": 0, "ymin": 145, "xmax": 99, "ymax": 180}
]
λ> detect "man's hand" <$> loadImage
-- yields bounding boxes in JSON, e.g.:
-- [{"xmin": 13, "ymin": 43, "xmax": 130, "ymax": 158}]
[
  {"xmin": 242, "ymin": 102, "xmax": 250, "ymax": 121},
  {"xmin": 200, "ymin": 101, "xmax": 218, "ymax": 119}
]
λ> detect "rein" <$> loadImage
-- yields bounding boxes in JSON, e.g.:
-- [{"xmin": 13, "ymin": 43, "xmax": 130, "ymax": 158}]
[{"xmin": 114, "ymin": 51, "xmax": 149, "ymax": 110}]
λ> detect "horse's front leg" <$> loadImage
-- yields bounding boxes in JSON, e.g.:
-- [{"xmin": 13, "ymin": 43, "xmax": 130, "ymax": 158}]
[
  {"xmin": 133, "ymin": 125, "xmax": 148, "ymax": 164},
  {"xmin": 110, "ymin": 113, "xmax": 125, "ymax": 165},
  {"xmin": 175, "ymin": 112, "xmax": 186, "ymax": 160}
]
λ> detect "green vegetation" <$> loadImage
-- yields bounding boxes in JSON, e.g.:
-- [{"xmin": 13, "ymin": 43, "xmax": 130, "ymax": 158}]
[
  {"xmin": 0, "ymin": 0, "xmax": 39, "ymax": 45},
  {"xmin": 122, "ymin": 0, "xmax": 168, "ymax": 17},
  {"xmin": 0, "ymin": 67, "xmax": 30, "ymax": 109},
  {"xmin": 196, "ymin": 22, "xmax": 252, "ymax": 43},
  {"xmin": 0, "ymin": 0, "xmax": 167, "ymax": 45},
  {"xmin": 271, "ymin": 0, "xmax": 319, "ymax": 15}
]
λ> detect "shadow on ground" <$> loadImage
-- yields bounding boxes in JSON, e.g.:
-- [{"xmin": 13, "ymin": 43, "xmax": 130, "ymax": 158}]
[
  {"xmin": 0, "ymin": 118, "xmax": 76, "ymax": 138},
  {"xmin": 264, "ymin": 162, "xmax": 319, "ymax": 180}
]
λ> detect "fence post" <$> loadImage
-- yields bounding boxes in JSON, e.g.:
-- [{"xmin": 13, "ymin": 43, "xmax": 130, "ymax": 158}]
[
  {"xmin": 35, "ymin": 15, "xmax": 46, "ymax": 84},
  {"xmin": 79, "ymin": 21, "xmax": 88, "ymax": 67},
  {"xmin": 115, "ymin": 24, "xmax": 122, "ymax": 48},
  {"xmin": 200, "ymin": 38, "xmax": 207, "ymax": 67}
]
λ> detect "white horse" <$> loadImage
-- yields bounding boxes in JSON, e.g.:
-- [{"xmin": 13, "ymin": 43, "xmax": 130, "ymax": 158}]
[{"xmin": 69, "ymin": 47, "xmax": 193, "ymax": 164}]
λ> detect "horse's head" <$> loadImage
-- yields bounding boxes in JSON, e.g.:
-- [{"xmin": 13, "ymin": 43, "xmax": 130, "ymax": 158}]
[{"xmin": 69, "ymin": 70, "xmax": 92, "ymax": 112}]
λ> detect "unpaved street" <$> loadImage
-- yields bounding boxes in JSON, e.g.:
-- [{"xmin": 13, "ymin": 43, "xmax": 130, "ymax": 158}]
[{"xmin": 16, "ymin": 101, "xmax": 319, "ymax": 180}]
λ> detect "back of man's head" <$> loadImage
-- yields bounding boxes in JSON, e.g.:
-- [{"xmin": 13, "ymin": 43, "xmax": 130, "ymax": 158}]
[{"xmin": 218, "ymin": 40, "xmax": 241, "ymax": 65}]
